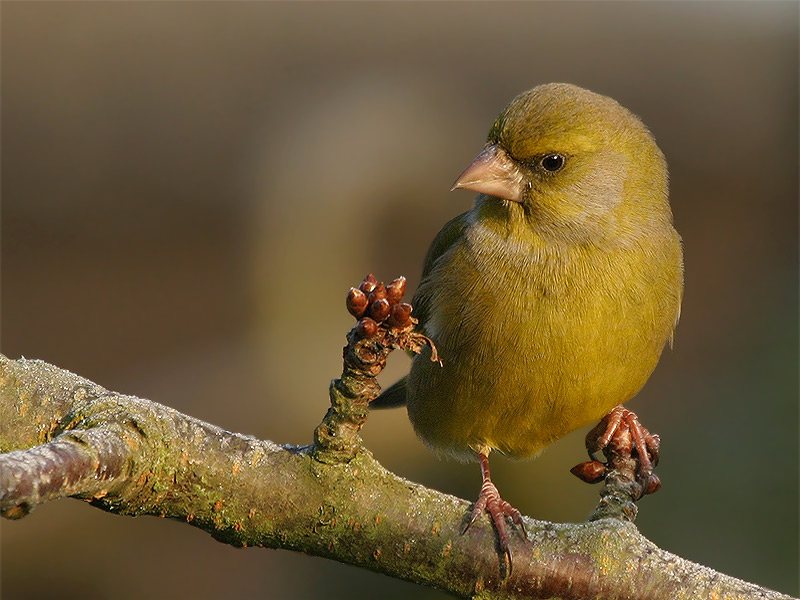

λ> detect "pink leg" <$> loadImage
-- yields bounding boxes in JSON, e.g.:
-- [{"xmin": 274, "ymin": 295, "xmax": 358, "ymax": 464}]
[{"xmin": 463, "ymin": 451, "xmax": 526, "ymax": 574}]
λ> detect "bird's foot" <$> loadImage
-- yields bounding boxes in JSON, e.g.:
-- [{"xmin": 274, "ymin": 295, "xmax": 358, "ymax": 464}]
[
  {"xmin": 571, "ymin": 406, "xmax": 661, "ymax": 498},
  {"xmin": 462, "ymin": 453, "xmax": 526, "ymax": 576}
]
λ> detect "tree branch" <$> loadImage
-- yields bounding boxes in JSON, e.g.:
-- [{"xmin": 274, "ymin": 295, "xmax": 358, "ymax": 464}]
[
  {"xmin": 0, "ymin": 356, "xmax": 791, "ymax": 599},
  {"xmin": 1, "ymin": 272, "xmax": 795, "ymax": 600}
]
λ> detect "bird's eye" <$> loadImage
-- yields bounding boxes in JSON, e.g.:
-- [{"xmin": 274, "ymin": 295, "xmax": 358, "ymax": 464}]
[{"xmin": 541, "ymin": 154, "xmax": 565, "ymax": 172}]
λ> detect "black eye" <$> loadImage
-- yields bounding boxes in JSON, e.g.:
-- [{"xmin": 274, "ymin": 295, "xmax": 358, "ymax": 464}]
[{"xmin": 541, "ymin": 153, "xmax": 565, "ymax": 172}]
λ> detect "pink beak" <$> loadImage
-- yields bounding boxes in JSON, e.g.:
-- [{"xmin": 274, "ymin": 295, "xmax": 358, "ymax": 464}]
[{"xmin": 451, "ymin": 144, "xmax": 525, "ymax": 202}]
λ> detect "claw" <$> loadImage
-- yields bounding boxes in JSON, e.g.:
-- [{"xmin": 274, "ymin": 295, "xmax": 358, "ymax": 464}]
[
  {"xmin": 573, "ymin": 406, "xmax": 662, "ymax": 497},
  {"xmin": 463, "ymin": 451, "xmax": 526, "ymax": 576}
]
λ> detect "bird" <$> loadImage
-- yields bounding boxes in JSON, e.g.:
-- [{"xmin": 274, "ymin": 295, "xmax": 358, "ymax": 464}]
[{"xmin": 371, "ymin": 82, "xmax": 683, "ymax": 567}]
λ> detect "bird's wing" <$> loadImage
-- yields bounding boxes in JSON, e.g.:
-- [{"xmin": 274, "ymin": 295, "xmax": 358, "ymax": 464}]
[
  {"xmin": 668, "ymin": 230, "xmax": 684, "ymax": 349},
  {"xmin": 669, "ymin": 277, "xmax": 683, "ymax": 349},
  {"xmin": 411, "ymin": 210, "xmax": 471, "ymax": 328}
]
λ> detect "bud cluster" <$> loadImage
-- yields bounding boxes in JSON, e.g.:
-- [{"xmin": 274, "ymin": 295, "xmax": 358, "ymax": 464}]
[{"xmin": 347, "ymin": 274, "xmax": 414, "ymax": 339}]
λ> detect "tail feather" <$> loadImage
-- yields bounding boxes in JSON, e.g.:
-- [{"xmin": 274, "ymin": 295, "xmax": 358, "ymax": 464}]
[{"xmin": 370, "ymin": 376, "xmax": 408, "ymax": 409}]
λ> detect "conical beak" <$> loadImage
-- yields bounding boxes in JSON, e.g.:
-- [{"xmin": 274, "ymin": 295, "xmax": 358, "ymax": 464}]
[{"xmin": 450, "ymin": 144, "xmax": 525, "ymax": 202}]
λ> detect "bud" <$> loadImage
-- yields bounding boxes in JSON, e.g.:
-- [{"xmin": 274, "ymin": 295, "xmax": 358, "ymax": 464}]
[
  {"xmin": 356, "ymin": 317, "xmax": 378, "ymax": 338},
  {"xmin": 570, "ymin": 461, "xmax": 607, "ymax": 484},
  {"xmin": 386, "ymin": 277, "xmax": 406, "ymax": 304},
  {"xmin": 387, "ymin": 302, "xmax": 412, "ymax": 327},
  {"xmin": 368, "ymin": 282, "xmax": 387, "ymax": 304},
  {"xmin": 643, "ymin": 474, "xmax": 661, "ymax": 496},
  {"xmin": 369, "ymin": 298, "xmax": 391, "ymax": 322},
  {"xmin": 346, "ymin": 287, "xmax": 368, "ymax": 318},
  {"xmin": 360, "ymin": 273, "xmax": 378, "ymax": 294}
]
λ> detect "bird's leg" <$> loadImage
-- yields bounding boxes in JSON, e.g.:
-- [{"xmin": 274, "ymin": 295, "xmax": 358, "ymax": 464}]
[
  {"xmin": 462, "ymin": 449, "xmax": 526, "ymax": 574},
  {"xmin": 571, "ymin": 406, "xmax": 661, "ymax": 497}
]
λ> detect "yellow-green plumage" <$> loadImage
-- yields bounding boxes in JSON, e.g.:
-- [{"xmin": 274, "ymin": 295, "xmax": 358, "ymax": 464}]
[{"xmin": 380, "ymin": 83, "xmax": 683, "ymax": 464}]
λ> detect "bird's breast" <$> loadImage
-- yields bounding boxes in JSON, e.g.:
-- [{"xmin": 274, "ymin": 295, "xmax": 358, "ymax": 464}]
[{"xmin": 407, "ymin": 220, "xmax": 678, "ymax": 461}]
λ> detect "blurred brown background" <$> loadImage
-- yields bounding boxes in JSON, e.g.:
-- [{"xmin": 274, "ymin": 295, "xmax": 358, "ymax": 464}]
[{"xmin": 2, "ymin": 2, "xmax": 797, "ymax": 598}]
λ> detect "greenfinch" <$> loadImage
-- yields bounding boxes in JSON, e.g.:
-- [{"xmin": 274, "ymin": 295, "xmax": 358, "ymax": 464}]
[{"xmin": 374, "ymin": 83, "xmax": 683, "ymax": 563}]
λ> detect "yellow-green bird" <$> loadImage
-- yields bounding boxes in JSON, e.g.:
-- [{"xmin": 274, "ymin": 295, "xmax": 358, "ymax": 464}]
[{"xmin": 374, "ymin": 83, "xmax": 683, "ymax": 562}]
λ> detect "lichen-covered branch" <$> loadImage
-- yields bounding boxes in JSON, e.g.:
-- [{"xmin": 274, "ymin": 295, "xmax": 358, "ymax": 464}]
[
  {"xmin": 0, "ymin": 361, "xmax": 791, "ymax": 600},
  {"xmin": 0, "ymin": 275, "xmax": 795, "ymax": 600}
]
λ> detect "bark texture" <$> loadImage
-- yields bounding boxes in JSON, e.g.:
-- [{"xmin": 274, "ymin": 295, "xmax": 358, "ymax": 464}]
[{"xmin": 0, "ymin": 354, "xmax": 793, "ymax": 600}]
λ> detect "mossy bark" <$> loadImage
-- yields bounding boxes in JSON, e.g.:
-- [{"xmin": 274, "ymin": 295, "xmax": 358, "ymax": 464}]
[{"xmin": 0, "ymin": 355, "xmax": 793, "ymax": 600}]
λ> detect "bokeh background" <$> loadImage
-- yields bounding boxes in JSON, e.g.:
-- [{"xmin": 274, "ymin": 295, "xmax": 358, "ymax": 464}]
[{"xmin": 2, "ymin": 2, "xmax": 797, "ymax": 598}]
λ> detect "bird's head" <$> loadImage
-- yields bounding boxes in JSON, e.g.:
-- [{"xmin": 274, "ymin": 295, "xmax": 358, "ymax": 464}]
[{"xmin": 453, "ymin": 83, "xmax": 671, "ymax": 243}]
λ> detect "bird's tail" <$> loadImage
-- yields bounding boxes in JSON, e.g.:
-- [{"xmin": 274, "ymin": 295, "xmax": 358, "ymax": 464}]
[{"xmin": 369, "ymin": 376, "xmax": 408, "ymax": 409}]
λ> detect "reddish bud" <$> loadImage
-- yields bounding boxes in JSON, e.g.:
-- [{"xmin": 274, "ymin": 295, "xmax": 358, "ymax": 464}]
[
  {"xmin": 367, "ymin": 283, "xmax": 387, "ymax": 304},
  {"xmin": 368, "ymin": 298, "xmax": 391, "ymax": 322},
  {"xmin": 386, "ymin": 277, "xmax": 406, "ymax": 304},
  {"xmin": 570, "ymin": 460, "xmax": 607, "ymax": 484},
  {"xmin": 387, "ymin": 302, "xmax": 412, "ymax": 327},
  {"xmin": 360, "ymin": 274, "xmax": 378, "ymax": 294},
  {"xmin": 346, "ymin": 287, "xmax": 368, "ymax": 318},
  {"xmin": 356, "ymin": 317, "xmax": 378, "ymax": 338},
  {"xmin": 643, "ymin": 474, "xmax": 661, "ymax": 496}
]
